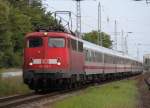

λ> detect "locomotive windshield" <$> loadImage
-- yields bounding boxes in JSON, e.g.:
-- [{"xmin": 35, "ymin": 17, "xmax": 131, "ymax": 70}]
[
  {"xmin": 27, "ymin": 37, "xmax": 43, "ymax": 48},
  {"xmin": 48, "ymin": 37, "xmax": 65, "ymax": 48}
]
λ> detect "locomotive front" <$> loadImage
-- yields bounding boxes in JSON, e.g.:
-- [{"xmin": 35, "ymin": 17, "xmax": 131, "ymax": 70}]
[{"xmin": 23, "ymin": 32, "xmax": 70, "ymax": 90}]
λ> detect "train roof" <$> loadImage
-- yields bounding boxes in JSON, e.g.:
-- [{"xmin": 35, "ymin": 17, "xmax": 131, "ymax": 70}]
[
  {"xmin": 25, "ymin": 32, "xmax": 70, "ymax": 38},
  {"xmin": 81, "ymin": 39, "xmax": 139, "ymax": 61},
  {"xmin": 69, "ymin": 33, "xmax": 141, "ymax": 63}
]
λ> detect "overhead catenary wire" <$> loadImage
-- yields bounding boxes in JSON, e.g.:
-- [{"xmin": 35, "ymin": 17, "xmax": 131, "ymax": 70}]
[{"xmin": 46, "ymin": 5, "xmax": 97, "ymax": 32}]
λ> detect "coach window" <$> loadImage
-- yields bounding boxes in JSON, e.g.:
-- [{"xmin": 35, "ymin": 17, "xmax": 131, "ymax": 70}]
[
  {"xmin": 86, "ymin": 49, "xmax": 89, "ymax": 61},
  {"xmin": 98, "ymin": 52, "xmax": 102, "ymax": 62},
  {"xmin": 116, "ymin": 57, "xmax": 118, "ymax": 64},
  {"xmin": 108, "ymin": 55, "xmax": 112, "ymax": 63},
  {"xmin": 71, "ymin": 39, "xmax": 77, "ymax": 51},
  {"xmin": 91, "ymin": 51, "xmax": 94, "ymax": 61},
  {"xmin": 109, "ymin": 55, "xmax": 112, "ymax": 63},
  {"xmin": 83, "ymin": 49, "xmax": 88, "ymax": 60},
  {"xmin": 95, "ymin": 51, "xmax": 98, "ymax": 62},
  {"xmin": 113, "ymin": 56, "xmax": 116, "ymax": 64},
  {"xmin": 27, "ymin": 37, "xmax": 43, "ymax": 48},
  {"xmin": 119, "ymin": 57, "xmax": 121, "ymax": 64},
  {"xmin": 104, "ymin": 54, "xmax": 107, "ymax": 63},
  {"xmin": 67, "ymin": 39, "xmax": 71, "ymax": 48},
  {"xmin": 48, "ymin": 38, "xmax": 65, "ymax": 48},
  {"xmin": 88, "ymin": 49, "xmax": 92, "ymax": 61},
  {"xmin": 145, "ymin": 59, "xmax": 148, "ymax": 64},
  {"xmin": 106, "ymin": 55, "xmax": 110, "ymax": 63},
  {"xmin": 78, "ymin": 41, "xmax": 83, "ymax": 52}
]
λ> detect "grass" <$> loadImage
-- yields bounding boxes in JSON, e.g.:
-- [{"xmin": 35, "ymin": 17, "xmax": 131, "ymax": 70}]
[
  {"xmin": 53, "ymin": 80, "xmax": 138, "ymax": 108},
  {"xmin": 0, "ymin": 68, "xmax": 21, "ymax": 73},
  {"xmin": 0, "ymin": 76, "xmax": 31, "ymax": 97}
]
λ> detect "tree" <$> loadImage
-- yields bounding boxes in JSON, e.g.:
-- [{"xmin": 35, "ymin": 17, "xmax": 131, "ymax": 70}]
[
  {"xmin": 0, "ymin": 0, "xmax": 60, "ymax": 68},
  {"xmin": 83, "ymin": 30, "xmax": 112, "ymax": 48},
  {"xmin": 0, "ymin": 0, "xmax": 13, "ymax": 68}
]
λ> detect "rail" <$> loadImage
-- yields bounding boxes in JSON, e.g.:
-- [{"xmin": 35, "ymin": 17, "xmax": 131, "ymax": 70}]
[{"xmin": 0, "ymin": 74, "xmax": 142, "ymax": 108}]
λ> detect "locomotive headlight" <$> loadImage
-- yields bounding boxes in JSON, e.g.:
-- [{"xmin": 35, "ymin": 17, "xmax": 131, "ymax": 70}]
[
  {"xmin": 29, "ymin": 62, "xmax": 33, "ymax": 66},
  {"xmin": 57, "ymin": 58, "xmax": 61, "ymax": 66},
  {"xmin": 44, "ymin": 32, "xmax": 48, "ymax": 36},
  {"xmin": 57, "ymin": 62, "xmax": 61, "ymax": 66},
  {"xmin": 29, "ymin": 58, "xmax": 33, "ymax": 66}
]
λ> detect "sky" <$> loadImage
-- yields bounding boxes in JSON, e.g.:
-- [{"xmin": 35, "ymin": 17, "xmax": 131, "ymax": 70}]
[{"xmin": 43, "ymin": 0, "xmax": 150, "ymax": 61}]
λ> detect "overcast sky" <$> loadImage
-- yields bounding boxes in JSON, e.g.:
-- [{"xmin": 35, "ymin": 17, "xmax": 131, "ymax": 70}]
[{"xmin": 43, "ymin": 0, "xmax": 150, "ymax": 60}]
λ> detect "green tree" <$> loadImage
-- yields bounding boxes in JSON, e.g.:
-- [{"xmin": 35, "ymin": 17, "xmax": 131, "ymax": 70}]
[
  {"xmin": 0, "ymin": 0, "xmax": 13, "ymax": 68},
  {"xmin": 83, "ymin": 30, "xmax": 112, "ymax": 48},
  {"xmin": 0, "ymin": 0, "xmax": 60, "ymax": 68}
]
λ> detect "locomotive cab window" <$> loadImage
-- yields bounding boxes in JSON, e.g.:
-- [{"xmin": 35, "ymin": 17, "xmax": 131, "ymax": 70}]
[
  {"xmin": 48, "ymin": 38, "xmax": 65, "ymax": 48},
  {"xmin": 27, "ymin": 37, "xmax": 43, "ymax": 48}
]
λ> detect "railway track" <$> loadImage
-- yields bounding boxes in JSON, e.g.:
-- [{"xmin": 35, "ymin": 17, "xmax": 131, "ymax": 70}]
[
  {"xmin": 0, "ymin": 75, "xmax": 141, "ymax": 108},
  {"xmin": 0, "ymin": 92, "xmax": 34, "ymax": 103},
  {"xmin": 0, "ymin": 85, "xmax": 88, "ymax": 108},
  {"xmin": 0, "ymin": 91, "xmax": 60, "ymax": 108}
]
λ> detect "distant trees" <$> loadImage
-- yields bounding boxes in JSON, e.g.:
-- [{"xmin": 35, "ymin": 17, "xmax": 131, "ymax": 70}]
[
  {"xmin": 0, "ymin": 0, "xmax": 58, "ymax": 68},
  {"xmin": 83, "ymin": 31, "xmax": 112, "ymax": 48}
]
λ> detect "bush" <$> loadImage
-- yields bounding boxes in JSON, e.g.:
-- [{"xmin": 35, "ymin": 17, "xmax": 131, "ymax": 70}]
[{"xmin": 0, "ymin": 76, "xmax": 31, "ymax": 97}]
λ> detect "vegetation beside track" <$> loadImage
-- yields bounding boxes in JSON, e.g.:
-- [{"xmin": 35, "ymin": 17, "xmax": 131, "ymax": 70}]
[
  {"xmin": 0, "ymin": 68, "xmax": 21, "ymax": 73},
  {"xmin": 0, "ymin": 76, "xmax": 31, "ymax": 97},
  {"xmin": 0, "ymin": 0, "xmax": 59, "ymax": 68},
  {"xmin": 53, "ymin": 80, "xmax": 138, "ymax": 108}
]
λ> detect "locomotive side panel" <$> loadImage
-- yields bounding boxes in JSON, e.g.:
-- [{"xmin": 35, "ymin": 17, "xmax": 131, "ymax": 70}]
[{"xmin": 68, "ymin": 38, "xmax": 85, "ymax": 81}]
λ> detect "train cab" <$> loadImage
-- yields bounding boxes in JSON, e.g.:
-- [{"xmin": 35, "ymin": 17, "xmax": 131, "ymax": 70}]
[
  {"xmin": 23, "ymin": 32, "xmax": 70, "ymax": 88},
  {"xmin": 23, "ymin": 32, "xmax": 84, "ymax": 90}
]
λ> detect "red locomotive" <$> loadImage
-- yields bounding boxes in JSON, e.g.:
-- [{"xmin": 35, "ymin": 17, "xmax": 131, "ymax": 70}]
[{"xmin": 23, "ymin": 30, "xmax": 143, "ymax": 91}]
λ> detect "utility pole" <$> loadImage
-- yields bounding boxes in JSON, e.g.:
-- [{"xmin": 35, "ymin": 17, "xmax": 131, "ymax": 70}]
[
  {"xmin": 137, "ymin": 43, "xmax": 141, "ymax": 60},
  {"xmin": 74, "ymin": 0, "xmax": 95, "ymax": 38},
  {"xmin": 98, "ymin": 2, "xmax": 104, "ymax": 77},
  {"xmin": 125, "ymin": 32, "xmax": 132, "ymax": 54},
  {"xmin": 98, "ymin": 2, "xmax": 102, "ymax": 46},
  {"xmin": 54, "ymin": 0, "xmax": 95, "ymax": 38},
  {"xmin": 75, "ymin": 0, "xmax": 82, "ymax": 38},
  {"xmin": 121, "ymin": 30, "xmax": 124, "ymax": 53},
  {"xmin": 137, "ymin": 45, "xmax": 139, "ymax": 60},
  {"xmin": 114, "ymin": 20, "xmax": 117, "ymax": 50},
  {"xmin": 124, "ymin": 34, "xmax": 128, "ymax": 54}
]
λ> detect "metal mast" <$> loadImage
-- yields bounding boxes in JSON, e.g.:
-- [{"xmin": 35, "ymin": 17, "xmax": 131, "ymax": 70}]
[
  {"xmin": 125, "ymin": 33, "xmax": 128, "ymax": 54},
  {"xmin": 114, "ymin": 20, "xmax": 117, "ymax": 50},
  {"xmin": 121, "ymin": 30, "xmax": 124, "ymax": 53},
  {"xmin": 137, "ymin": 43, "xmax": 141, "ymax": 60},
  {"xmin": 74, "ymin": 0, "xmax": 95, "ymax": 38},
  {"xmin": 75, "ymin": 0, "xmax": 82, "ymax": 38},
  {"xmin": 98, "ymin": 2, "xmax": 102, "ymax": 46}
]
